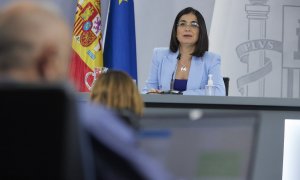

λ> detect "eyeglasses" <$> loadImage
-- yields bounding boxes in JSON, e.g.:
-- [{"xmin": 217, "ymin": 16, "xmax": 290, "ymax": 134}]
[{"xmin": 177, "ymin": 21, "xmax": 199, "ymax": 29}]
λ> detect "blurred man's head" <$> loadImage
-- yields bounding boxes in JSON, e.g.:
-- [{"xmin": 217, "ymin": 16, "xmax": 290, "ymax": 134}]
[{"xmin": 0, "ymin": 2, "xmax": 71, "ymax": 82}]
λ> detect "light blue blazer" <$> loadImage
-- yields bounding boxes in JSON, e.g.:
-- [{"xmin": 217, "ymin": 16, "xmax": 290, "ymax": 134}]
[{"xmin": 142, "ymin": 48, "xmax": 225, "ymax": 96}]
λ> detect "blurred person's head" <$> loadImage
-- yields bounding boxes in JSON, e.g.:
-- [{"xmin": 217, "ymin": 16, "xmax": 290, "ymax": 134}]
[
  {"xmin": 90, "ymin": 70, "xmax": 144, "ymax": 128},
  {"xmin": 0, "ymin": 1, "xmax": 71, "ymax": 83}
]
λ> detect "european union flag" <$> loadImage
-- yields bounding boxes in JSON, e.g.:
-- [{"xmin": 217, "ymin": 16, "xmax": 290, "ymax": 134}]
[{"xmin": 104, "ymin": 0, "xmax": 137, "ymax": 81}]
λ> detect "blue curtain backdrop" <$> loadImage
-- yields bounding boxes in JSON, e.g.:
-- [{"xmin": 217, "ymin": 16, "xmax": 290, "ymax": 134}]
[{"xmin": 104, "ymin": 0, "xmax": 137, "ymax": 81}]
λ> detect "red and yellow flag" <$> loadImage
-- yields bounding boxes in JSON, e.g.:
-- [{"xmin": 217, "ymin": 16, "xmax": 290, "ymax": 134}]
[{"xmin": 70, "ymin": 0, "xmax": 103, "ymax": 92}]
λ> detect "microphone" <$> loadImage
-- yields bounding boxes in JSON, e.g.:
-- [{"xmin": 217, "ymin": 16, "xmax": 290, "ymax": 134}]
[
  {"xmin": 177, "ymin": 53, "xmax": 181, "ymax": 60},
  {"xmin": 171, "ymin": 53, "xmax": 181, "ymax": 90}
]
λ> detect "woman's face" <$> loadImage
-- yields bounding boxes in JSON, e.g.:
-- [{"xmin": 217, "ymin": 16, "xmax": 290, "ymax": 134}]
[{"xmin": 176, "ymin": 13, "xmax": 199, "ymax": 47}]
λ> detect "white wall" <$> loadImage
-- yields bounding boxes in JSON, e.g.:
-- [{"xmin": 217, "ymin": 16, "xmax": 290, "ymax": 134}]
[
  {"xmin": 282, "ymin": 119, "xmax": 300, "ymax": 180},
  {"xmin": 210, "ymin": 0, "xmax": 300, "ymax": 97}
]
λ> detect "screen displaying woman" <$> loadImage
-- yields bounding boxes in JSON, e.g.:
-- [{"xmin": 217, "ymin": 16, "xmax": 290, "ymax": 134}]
[{"xmin": 143, "ymin": 7, "xmax": 225, "ymax": 96}]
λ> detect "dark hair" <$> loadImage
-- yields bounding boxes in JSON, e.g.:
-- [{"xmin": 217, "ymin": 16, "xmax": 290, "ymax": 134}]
[{"xmin": 169, "ymin": 7, "xmax": 209, "ymax": 57}]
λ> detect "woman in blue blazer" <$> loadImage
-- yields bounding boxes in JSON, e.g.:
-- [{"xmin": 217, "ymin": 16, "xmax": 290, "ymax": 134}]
[{"xmin": 143, "ymin": 7, "xmax": 225, "ymax": 96}]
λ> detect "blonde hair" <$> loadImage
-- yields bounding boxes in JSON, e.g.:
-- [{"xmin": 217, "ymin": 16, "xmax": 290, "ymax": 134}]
[{"xmin": 90, "ymin": 70, "xmax": 144, "ymax": 116}]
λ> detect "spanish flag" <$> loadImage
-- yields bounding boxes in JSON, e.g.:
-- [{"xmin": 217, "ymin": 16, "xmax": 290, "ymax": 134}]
[{"xmin": 70, "ymin": 0, "xmax": 103, "ymax": 92}]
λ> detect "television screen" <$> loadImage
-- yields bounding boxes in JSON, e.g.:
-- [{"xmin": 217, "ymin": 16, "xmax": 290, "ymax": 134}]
[{"xmin": 138, "ymin": 109, "xmax": 259, "ymax": 180}]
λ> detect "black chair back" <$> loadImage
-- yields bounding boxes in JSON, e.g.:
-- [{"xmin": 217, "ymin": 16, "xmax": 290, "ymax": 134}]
[
  {"xmin": 223, "ymin": 77, "xmax": 230, "ymax": 96},
  {"xmin": 0, "ymin": 84, "xmax": 93, "ymax": 180}
]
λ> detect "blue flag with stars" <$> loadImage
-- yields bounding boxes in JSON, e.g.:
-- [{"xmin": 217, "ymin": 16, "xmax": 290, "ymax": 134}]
[{"xmin": 104, "ymin": 0, "xmax": 137, "ymax": 81}]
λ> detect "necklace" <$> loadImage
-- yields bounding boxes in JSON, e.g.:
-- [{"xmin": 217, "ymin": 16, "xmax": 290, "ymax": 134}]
[{"xmin": 179, "ymin": 61, "xmax": 187, "ymax": 72}]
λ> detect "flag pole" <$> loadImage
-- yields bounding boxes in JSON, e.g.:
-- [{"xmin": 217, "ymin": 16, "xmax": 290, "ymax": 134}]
[{"xmin": 102, "ymin": 0, "xmax": 110, "ymax": 49}]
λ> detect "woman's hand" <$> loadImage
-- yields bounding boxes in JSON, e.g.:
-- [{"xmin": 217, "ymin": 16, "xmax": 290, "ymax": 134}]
[{"xmin": 146, "ymin": 88, "xmax": 161, "ymax": 94}]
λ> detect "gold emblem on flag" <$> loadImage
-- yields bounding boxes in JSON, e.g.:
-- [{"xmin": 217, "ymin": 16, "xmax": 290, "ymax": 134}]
[
  {"xmin": 119, "ymin": 0, "xmax": 128, "ymax": 5},
  {"xmin": 80, "ymin": 31, "xmax": 97, "ymax": 47}
]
